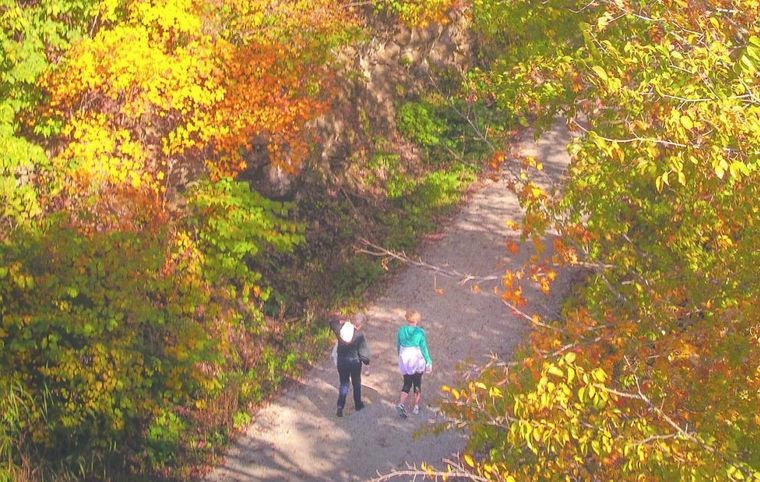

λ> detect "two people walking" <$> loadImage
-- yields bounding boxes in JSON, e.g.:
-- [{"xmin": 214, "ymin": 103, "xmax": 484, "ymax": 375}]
[{"xmin": 331, "ymin": 309, "xmax": 432, "ymax": 419}]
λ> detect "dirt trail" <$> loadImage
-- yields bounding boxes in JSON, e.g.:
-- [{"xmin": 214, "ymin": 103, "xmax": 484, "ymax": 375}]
[{"xmin": 207, "ymin": 124, "xmax": 572, "ymax": 481}]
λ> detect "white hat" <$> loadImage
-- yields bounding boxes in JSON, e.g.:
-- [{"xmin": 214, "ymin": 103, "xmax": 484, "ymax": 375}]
[{"xmin": 339, "ymin": 322, "xmax": 355, "ymax": 343}]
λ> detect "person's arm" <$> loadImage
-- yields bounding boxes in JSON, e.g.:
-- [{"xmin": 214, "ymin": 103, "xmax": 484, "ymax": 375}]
[
  {"xmin": 396, "ymin": 328, "xmax": 401, "ymax": 355},
  {"xmin": 330, "ymin": 318, "xmax": 342, "ymax": 338},
  {"xmin": 418, "ymin": 329, "xmax": 432, "ymax": 366},
  {"xmin": 358, "ymin": 334, "xmax": 370, "ymax": 365}
]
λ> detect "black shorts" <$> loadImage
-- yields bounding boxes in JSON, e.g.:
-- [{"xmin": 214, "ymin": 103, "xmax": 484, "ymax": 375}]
[{"xmin": 401, "ymin": 372, "xmax": 423, "ymax": 393}]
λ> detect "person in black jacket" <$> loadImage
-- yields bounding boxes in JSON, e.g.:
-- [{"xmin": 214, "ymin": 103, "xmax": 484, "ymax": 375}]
[{"xmin": 331, "ymin": 314, "xmax": 370, "ymax": 417}]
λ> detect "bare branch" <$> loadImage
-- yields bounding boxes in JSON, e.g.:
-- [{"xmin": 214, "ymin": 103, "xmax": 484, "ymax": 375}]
[
  {"xmin": 571, "ymin": 119, "xmax": 690, "ymax": 149},
  {"xmin": 571, "ymin": 118, "xmax": 754, "ymax": 155},
  {"xmin": 502, "ymin": 299, "xmax": 561, "ymax": 332},
  {"xmin": 355, "ymin": 238, "xmax": 502, "ymax": 285},
  {"xmin": 356, "ymin": 238, "xmax": 619, "ymax": 336},
  {"xmin": 634, "ymin": 433, "xmax": 679, "ymax": 446},
  {"xmin": 369, "ymin": 458, "xmax": 490, "ymax": 482},
  {"xmin": 588, "ymin": 357, "xmax": 717, "ymax": 456}
]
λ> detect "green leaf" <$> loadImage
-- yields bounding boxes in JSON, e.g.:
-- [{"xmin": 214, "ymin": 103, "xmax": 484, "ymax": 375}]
[{"xmin": 592, "ymin": 65, "xmax": 609, "ymax": 82}]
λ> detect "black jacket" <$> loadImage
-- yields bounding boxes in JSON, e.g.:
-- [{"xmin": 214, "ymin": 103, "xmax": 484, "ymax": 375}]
[
  {"xmin": 337, "ymin": 332, "xmax": 370, "ymax": 366},
  {"xmin": 330, "ymin": 318, "xmax": 370, "ymax": 365}
]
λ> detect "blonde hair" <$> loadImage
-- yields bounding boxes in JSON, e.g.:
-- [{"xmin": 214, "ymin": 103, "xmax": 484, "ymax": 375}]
[
  {"xmin": 353, "ymin": 312, "xmax": 366, "ymax": 328},
  {"xmin": 405, "ymin": 310, "xmax": 421, "ymax": 325}
]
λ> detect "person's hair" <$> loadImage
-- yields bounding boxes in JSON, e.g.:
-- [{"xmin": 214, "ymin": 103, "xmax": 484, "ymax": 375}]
[
  {"xmin": 328, "ymin": 311, "xmax": 344, "ymax": 326},
  {"xmin": 353, "ymin": 312, "xmax": 366, "ymax": 329},
  {"xmin": 405, "ymin": 310, "xmax": 421, "ymax": 325}
]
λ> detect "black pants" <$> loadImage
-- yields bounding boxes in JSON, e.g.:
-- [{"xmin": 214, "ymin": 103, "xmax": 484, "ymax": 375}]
[
  {"xmin": 401, "ymin": 372, "xmax": 423, "ymax": 393},
  {"xmin": 337, "ymin": 360, "xmax": 363, "ymax": 409}
]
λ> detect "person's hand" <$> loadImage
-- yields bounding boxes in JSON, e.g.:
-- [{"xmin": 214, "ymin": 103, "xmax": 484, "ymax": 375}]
[
  {"xmin": 425, "ymin": 364, "xmax": 432, "ymax": 374},
  {"xmin": 364, "ymin": 366, "xmax": 370, "ymax": 376}
]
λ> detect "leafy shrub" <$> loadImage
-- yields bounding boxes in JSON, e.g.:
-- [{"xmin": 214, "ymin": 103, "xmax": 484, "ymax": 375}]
[
  {"xmin": 0, "ymin": 179, "xmax": 303, "ymax": 477},
  {"xmin": 396, "ymin": 97, "xmax": 502, "ymax": 166},
  {"xmin": 397, "ymin": 101, "xmax": 450, "ymax": 151},
  {"xmin": 332, "ymin": 257, "xmax": 385, "ymax": 301},
  {"xmin": 416, "ymin": 168, "xmax": 473, "ymax": 209},
  {"xmin": 381, "ymin": 165, "xmax": 475, "ymax": 250},
  {"xmin": 371, "ymin": 0, "xmax": 459, "ymax": 27},
  {"xmin": 147, "ymin": 410, "xmax": 186, "ymax": 467},
  {"xmin": 437, "ymin": 0, "xmax": 760, "ymax": 479}
]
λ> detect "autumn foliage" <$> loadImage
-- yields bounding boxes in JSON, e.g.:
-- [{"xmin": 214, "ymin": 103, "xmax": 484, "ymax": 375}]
[
  {"xmin": 438, "ymin": 0, "xmax": 760, "ymax": 480},
  {"xmin": 1, "ymin": 0, "xmax": 354, "ymax": 477},
  {"xmin": 372, "ymin": 0, "xmax": 462, "ymax": 27},
  {"xmin": 3, "ymin": 0, "xmax": 758, "ymax": 479}
]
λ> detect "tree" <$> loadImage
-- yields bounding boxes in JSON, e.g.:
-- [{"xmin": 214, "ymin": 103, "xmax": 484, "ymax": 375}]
[
  {"xmin": 0, "ymin": 0, "xmax": 105, "ymax": 239},
  {"xmin": 436, "ymin": 0, "xmax": 760, "ymax": 479},
  {"xmin": 1, "ymin": 0, "xmax": 353, "ymax": 477}
]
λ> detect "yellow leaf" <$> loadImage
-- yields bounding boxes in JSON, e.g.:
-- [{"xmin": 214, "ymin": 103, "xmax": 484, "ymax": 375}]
[{"xmin": 464, "ymin": 454, "xmax": 475, "ymax": 467}]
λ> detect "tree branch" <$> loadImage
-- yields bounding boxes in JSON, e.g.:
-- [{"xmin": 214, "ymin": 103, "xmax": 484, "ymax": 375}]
[
  {"xmin": 355, "ymin": 238, "xmax": 502, "ymax": 285},
  {"xmin": 369, "ymin": 458, "xmax": 491, "ymax": 482}
]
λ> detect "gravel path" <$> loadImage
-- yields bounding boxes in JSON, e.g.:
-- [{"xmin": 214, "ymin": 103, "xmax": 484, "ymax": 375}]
[{"xmin": 206, "ymin": 124, "xmax": 572, "ymax": 481}]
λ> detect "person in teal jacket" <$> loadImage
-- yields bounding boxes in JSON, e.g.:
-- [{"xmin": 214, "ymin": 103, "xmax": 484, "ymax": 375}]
[{"xmin": 395, "ymin": 310, "xmax": 432, "ymax": 418}]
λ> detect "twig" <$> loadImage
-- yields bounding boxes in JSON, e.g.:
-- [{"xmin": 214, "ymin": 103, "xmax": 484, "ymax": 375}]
[
  {"xmin": 634, "ymin": 433, "xmax": 679, "ymax": 446},
  {"xmin": 356, "ymin": 238, "xmax": 502, "ymax": 285},
  {"xmin": 590, "ymin": 356, "xmax": 716, "ymax": 456},
  {"xmin": 369, "ymin": 458, "xmax": 490, "ymax": 482},
  {"xmin": 536, "ymin": 335, "xmax": 603, "ymax": 358},
  {"xmin": 571, "ymin": 119, "xmax": 690, "ymax": 149},
  {"xmin": 502, "ymin": 299, "xmax": 560, "ymax": 332}
]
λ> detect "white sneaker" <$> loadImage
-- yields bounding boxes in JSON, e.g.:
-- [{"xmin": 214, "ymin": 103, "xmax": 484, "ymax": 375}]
[
  {"xmin": 412, "ymin": 405, "xmax": 420, "ymax": 415},
  {"xmin": 396, "ymin": 403, "xmax": 407, "ymax": 419}
]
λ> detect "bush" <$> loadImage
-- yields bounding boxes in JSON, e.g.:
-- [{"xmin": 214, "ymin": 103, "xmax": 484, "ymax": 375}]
[
  {"xmin": 371, "ymin": 0, "xmax": 458, "ymax": 27},
  {"xmin": 396, "ymin": 97, "xmax": 503, "ymax": 167},
  {"xmin": 397, "ymin": 101, "xmax": 450, "ymax": 151},
  {"xmin": 437, "ymin": 0, "xmax": 760, "ymax": 479},
  {"xmin": 0, "ymin": 180, "xmax": 303, "ymax": 477}
]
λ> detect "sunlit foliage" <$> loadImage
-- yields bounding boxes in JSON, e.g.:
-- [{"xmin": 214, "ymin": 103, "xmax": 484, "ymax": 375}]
[
  {"xmin": 440, "ymin": 0, "xmax": 759, "ymax": 479},
  {"xmin": 1, "ymin": 0, "xmax": 353, "ymax": 477},
  {"xmin": 372, "ymin": 0, "xmax": 461, "ymax": 27}
]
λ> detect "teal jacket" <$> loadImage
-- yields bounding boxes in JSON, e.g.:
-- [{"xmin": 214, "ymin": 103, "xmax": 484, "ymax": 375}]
[{"xmin": 396, "ymin": 325, "xmax": 432, "ymax": 365}]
